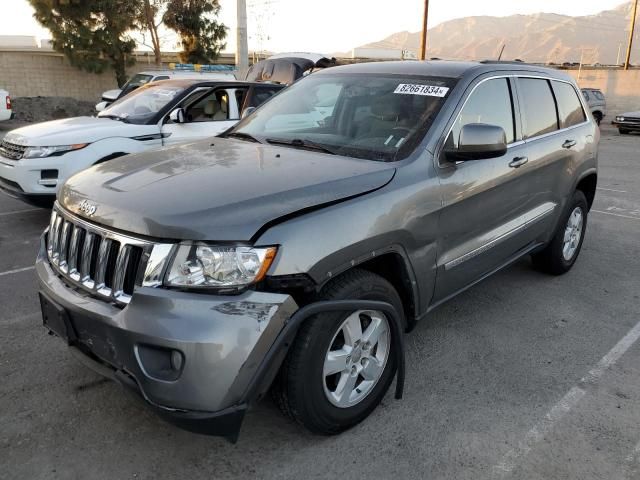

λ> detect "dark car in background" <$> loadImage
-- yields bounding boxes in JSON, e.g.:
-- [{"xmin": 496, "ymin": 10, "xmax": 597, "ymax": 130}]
[
  {"xmin": 613, "ymin": 111, "xmax": 640, "ymax": 134},
  {"xmin": 37, "ymin": 61, "xmax": 598, "ymax": 441}
]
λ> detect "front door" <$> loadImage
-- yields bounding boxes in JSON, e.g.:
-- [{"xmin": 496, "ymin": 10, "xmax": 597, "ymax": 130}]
[
  {"xmin": 433, "ymin": 76, "xmax": 535, "ymax": 303},
  {"xmin": 161, "ymin": 87, "xmax": 240, "ymax": 146}
]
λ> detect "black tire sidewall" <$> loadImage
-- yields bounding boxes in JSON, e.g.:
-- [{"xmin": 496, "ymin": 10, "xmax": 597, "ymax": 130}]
[
  {"xmin": 550, "ymin": 191, "xmax": 589, "ymax": 272},
  {"xmin": 287, "ymin": 271, "xmax": 402, "ymax": 433}
]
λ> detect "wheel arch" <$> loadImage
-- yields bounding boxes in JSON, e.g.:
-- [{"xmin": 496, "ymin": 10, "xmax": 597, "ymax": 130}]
[
  {"xmin": 312, "ymin": 246, "xmax": 420, "ymax": 331},
  {"xmin": 575, "ymin": 171, "xmax": 597, "ymax": 210}
]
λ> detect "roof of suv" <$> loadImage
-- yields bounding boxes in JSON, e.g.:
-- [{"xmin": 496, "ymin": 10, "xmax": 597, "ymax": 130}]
[{"xmin": 316, "ymin": 60, "xmax": 573, "ymax": 81}]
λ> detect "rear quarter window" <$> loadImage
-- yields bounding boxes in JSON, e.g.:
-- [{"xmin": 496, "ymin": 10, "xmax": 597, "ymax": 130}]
[
  {"xmin": 552, "ymin": 81, "xmax": 587, "ymax": 128},
  {"xmin": 518, "ymin": 78, "xmax": 559, "ymax": 138}
]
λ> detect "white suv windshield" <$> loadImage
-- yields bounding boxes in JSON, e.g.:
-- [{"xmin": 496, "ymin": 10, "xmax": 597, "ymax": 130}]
[
  {"xmin": 98, "ymin": 84, "xmax": 184, "ymax": 124},
  {"xmin": 228, "ymin": 73, "xmax": 455, "ymax": 161}
]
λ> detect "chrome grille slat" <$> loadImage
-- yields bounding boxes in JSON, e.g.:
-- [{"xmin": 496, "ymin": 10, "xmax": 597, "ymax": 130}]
[
  {"xmin": 58, "ymin": 221, "xmax": 72, "ymax": 272},
  {"xmin": 94, "ymin": 238, "xmax": 113, "ymax": 294},
  {"xmin": 47, "ymin": 211, "xmax": 58, "ymax": 255},
  {"xmin": 67, "ymin": 226, "xmax": 82, "ymax": 280},
  {"xmin": 80, "ymin": 233, "xmax": 96, "ymax": 288},
  {"xmin": 112, "ymin": 245, "xmax": 131, "ymax": 298},
  {"xmin": 51, "ymin": 216, "xmax": 63, "ymax": 263},
  {"xmin": 45, "ymin": 206, "xmax": 160, "ymax": 306}
]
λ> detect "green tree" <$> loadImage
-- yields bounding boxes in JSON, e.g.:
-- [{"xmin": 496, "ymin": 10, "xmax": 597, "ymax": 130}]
[
  {"xmin": 163, "ymin": 0, "xmax": 227, "ymax": 64},
  {"xmin": 134, "ymin": 0, "xmax": 168, "ymax": 66},
  {"xmin": 29, "ymin": 0, "xmax": 137, "ymax": 86}
]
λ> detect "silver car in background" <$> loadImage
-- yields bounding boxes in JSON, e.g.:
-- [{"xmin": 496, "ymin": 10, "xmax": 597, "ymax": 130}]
[{"xmin": 581, "ymin": 88, "xmax": 606, "ymax": 125}]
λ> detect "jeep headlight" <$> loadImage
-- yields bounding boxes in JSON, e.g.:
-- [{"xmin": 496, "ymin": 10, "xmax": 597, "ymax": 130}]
[
  {"xmin": 166, "ymin": 244, "xmax": 277, "ymax": 288},
  {"xmin": 23, "ymin": 143, "xmax": 88, "ymax": 159},
  {"xmin": 616, "ymin": 116, "xmax": 625, "ymax": 122}
]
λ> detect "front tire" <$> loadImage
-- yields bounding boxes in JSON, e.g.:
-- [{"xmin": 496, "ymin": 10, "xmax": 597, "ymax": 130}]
[
  {"xmin": 273, "ymin": 269, "xmax": 403, "ymax": 435},
  {"xmin": 532, "ymin": 190, "xmax": 588, "ymax": 275},
  {"xmin": 619, "ymin": 128, "xmax": 630, "ymax": 135}
]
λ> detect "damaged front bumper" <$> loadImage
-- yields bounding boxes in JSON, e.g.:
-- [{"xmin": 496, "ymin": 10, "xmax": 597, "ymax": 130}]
[{"xmin": 36, "ymin": 237, "xmax": 298, "ymax": 442}]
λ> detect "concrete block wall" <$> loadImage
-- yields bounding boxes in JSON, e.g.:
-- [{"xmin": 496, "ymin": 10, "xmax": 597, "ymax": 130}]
[
  {"xmin": 569, "ymin": 69, "xmax": 640, "ymax": 115},
  {"xmin": 0, "ymin": 49, "xmax": 123, "ymax": 101}
]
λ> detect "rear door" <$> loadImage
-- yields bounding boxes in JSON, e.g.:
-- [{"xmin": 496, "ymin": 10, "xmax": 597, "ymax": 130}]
[
  {"xmin": 433, "ymin": 76, "xmax": 534, "ymax": 302},
  {"xmin": 511, "ymin": 77, "xmax": 590, "ymax": 244},
  {"xmin": 161, "ymin": 86, "xmax": 239, "ymax": 146}
]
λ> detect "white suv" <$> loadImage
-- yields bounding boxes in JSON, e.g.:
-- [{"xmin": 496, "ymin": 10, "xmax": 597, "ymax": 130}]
[
  {"xmin": 0, "ymin": 79, "xmax": 283, "ymax": 206},
  {"xmin": 0, "ymin": 89, "xmax": 12, "ymax": 122}
]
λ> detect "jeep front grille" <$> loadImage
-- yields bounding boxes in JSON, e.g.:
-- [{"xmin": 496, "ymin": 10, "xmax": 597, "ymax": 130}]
[
  {"xmin": 0, "ymin": 140, "xmax": 28, "ymax": 161},
  {"xmin": 46, "ymin": 207, "xmax": 151, "ymax": 305}
]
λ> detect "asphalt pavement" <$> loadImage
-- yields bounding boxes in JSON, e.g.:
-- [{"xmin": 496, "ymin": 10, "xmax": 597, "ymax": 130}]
[{"xmin": 1, "ymin": 125, "xmax": 640, "ymax": 479}]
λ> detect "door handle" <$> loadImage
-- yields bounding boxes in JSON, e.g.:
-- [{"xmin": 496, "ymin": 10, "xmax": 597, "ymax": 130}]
[
  {"xmin": 562, "ymin": 139, "xmax": 577, "ymax": 149},
  {"xmin": 509, "ymin": 156, "xmax": 528, "ymax": 168}
]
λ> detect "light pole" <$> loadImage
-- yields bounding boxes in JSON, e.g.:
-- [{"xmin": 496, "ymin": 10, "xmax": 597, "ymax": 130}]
[{"xmin": 236, "ymin": 0, "xmax": 249, "ymax": 77}]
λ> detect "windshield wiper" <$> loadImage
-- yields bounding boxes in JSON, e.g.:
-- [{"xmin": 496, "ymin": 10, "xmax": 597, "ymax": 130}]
[
  {"xmin": 266, "ymin": 138, "xmax": 337, "ymax": 155},
  {"xmin": 226, "ymin": 132, "xmax": 263, "ymax": 143},
  {"xmin": 99, "ymin": 114, "xmax": 129, "ymax": 123}
]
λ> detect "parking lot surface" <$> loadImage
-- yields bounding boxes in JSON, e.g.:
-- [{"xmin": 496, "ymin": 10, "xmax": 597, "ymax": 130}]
[{"xmin": 1, "ymin": 125, "xmax": 640, "ymax": 479}]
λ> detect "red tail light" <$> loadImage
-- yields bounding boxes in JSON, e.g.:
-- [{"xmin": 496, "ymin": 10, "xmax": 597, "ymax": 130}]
[{"xmin": 5, "ymin": 95, "xmax": 10, "ymax": 110}]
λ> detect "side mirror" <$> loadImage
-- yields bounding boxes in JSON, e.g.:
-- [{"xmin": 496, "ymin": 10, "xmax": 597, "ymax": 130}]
[
  {"xmin": 169, "ymin": 107, "xmax": 186, "ymax": 124},
  {"xmin": 95, "ymin": 101, "xmax": 108, "ymax": 113},
  {"xmin": 444, "ymin": 123, "xmax": 507, "ymax": 161},
  {"xmin": 241, "ymin": 106, "xmax": 256, "ymax": 119}
]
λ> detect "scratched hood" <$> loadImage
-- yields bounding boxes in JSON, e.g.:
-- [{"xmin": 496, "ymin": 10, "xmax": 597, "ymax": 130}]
[{"xmin": 59, "ymin": 137, "xmax": 395, "ymax": 241}]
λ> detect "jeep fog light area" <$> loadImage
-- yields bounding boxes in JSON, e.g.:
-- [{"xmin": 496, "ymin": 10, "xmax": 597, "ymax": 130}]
[{"xmin": 37, "ymin": 60, "xmax": 598, "ymax": 441}]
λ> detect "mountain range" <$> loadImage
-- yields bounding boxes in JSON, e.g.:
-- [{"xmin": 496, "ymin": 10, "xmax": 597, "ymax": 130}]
[{"xmin": 350, "ymin": 2, "xmax": 636, "ymax": 64}]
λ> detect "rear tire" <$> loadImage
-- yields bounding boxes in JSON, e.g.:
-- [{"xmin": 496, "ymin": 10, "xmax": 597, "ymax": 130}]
[
  {"xmin": 272, "ymin": 269, "xmax": 403, "ymax": 435},
  {"xmin": 532, "ymin": 190, "xmax": 588, "ymax": 275},
  {"xmin": 593, "ymin": 112, "xmax": 602, "ymax": 125}
]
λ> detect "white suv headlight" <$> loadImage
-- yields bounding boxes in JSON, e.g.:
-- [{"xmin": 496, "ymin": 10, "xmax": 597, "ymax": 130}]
[
  {"xmin": 23, "ymin": 143, "xmax": 88, "ymax": 159},
  {"xmin": 166, "ymin": 244, "xmax": 277, "ymax": 288}
]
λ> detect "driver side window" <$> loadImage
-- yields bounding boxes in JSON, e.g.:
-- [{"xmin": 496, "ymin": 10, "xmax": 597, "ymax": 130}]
[{"xmin": 448, "ymin": 78, "xmax": 515, "ymax": 148}]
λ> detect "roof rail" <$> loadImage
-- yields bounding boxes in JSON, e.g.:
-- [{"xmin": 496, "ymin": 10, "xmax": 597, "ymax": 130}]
[{"xmin": 479, "ymin": 60, "xmax": 527, "ymax": 65}]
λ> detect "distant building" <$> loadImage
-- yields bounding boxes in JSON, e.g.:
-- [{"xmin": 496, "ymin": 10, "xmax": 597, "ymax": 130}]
[
  {"xmin": 0, "ymin": 35, "xmax": 39, "ymax": 48},
  {"xmin": 351, "ymin": 47, "xmax": 417, "ymax": 60}
]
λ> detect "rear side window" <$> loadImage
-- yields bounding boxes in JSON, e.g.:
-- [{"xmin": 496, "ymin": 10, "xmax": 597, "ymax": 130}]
[
  {"xmin": 552, "ymin": 81, "xmax": 586, "ymax": 128},
  {"xmin": 518, "ymin": 78, "xmax": 558, "ymax": 138},
  {"xmin": 449, "ymin": 78, "xmax": 515, "ymax": 147},
  {"xmin": 593, "ymin": 90, "xmax": 605, "ymax": 101}
]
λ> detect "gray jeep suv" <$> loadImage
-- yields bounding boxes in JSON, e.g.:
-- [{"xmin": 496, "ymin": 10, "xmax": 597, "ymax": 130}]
[{"xmin": 37, "ymin": 61, "xmax": 599, "ymax": 441}]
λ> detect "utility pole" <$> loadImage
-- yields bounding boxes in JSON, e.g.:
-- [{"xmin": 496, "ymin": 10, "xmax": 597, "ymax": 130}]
[
  {"xmin": 236, "ymin": 0, "xmax": 249, "ymax": 78},
  {"xmin": 624, "ymin": 0, "xmax": 638, "ymax": 70},
  {"xmin": 419, "ymin": 0, "xmax": 429, "ymax": 60}
]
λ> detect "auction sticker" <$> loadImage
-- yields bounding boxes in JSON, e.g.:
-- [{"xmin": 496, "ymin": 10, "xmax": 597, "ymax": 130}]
[{"xmin": 394, "ymin": 84, "xmax": 449, "ymax": 97}]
